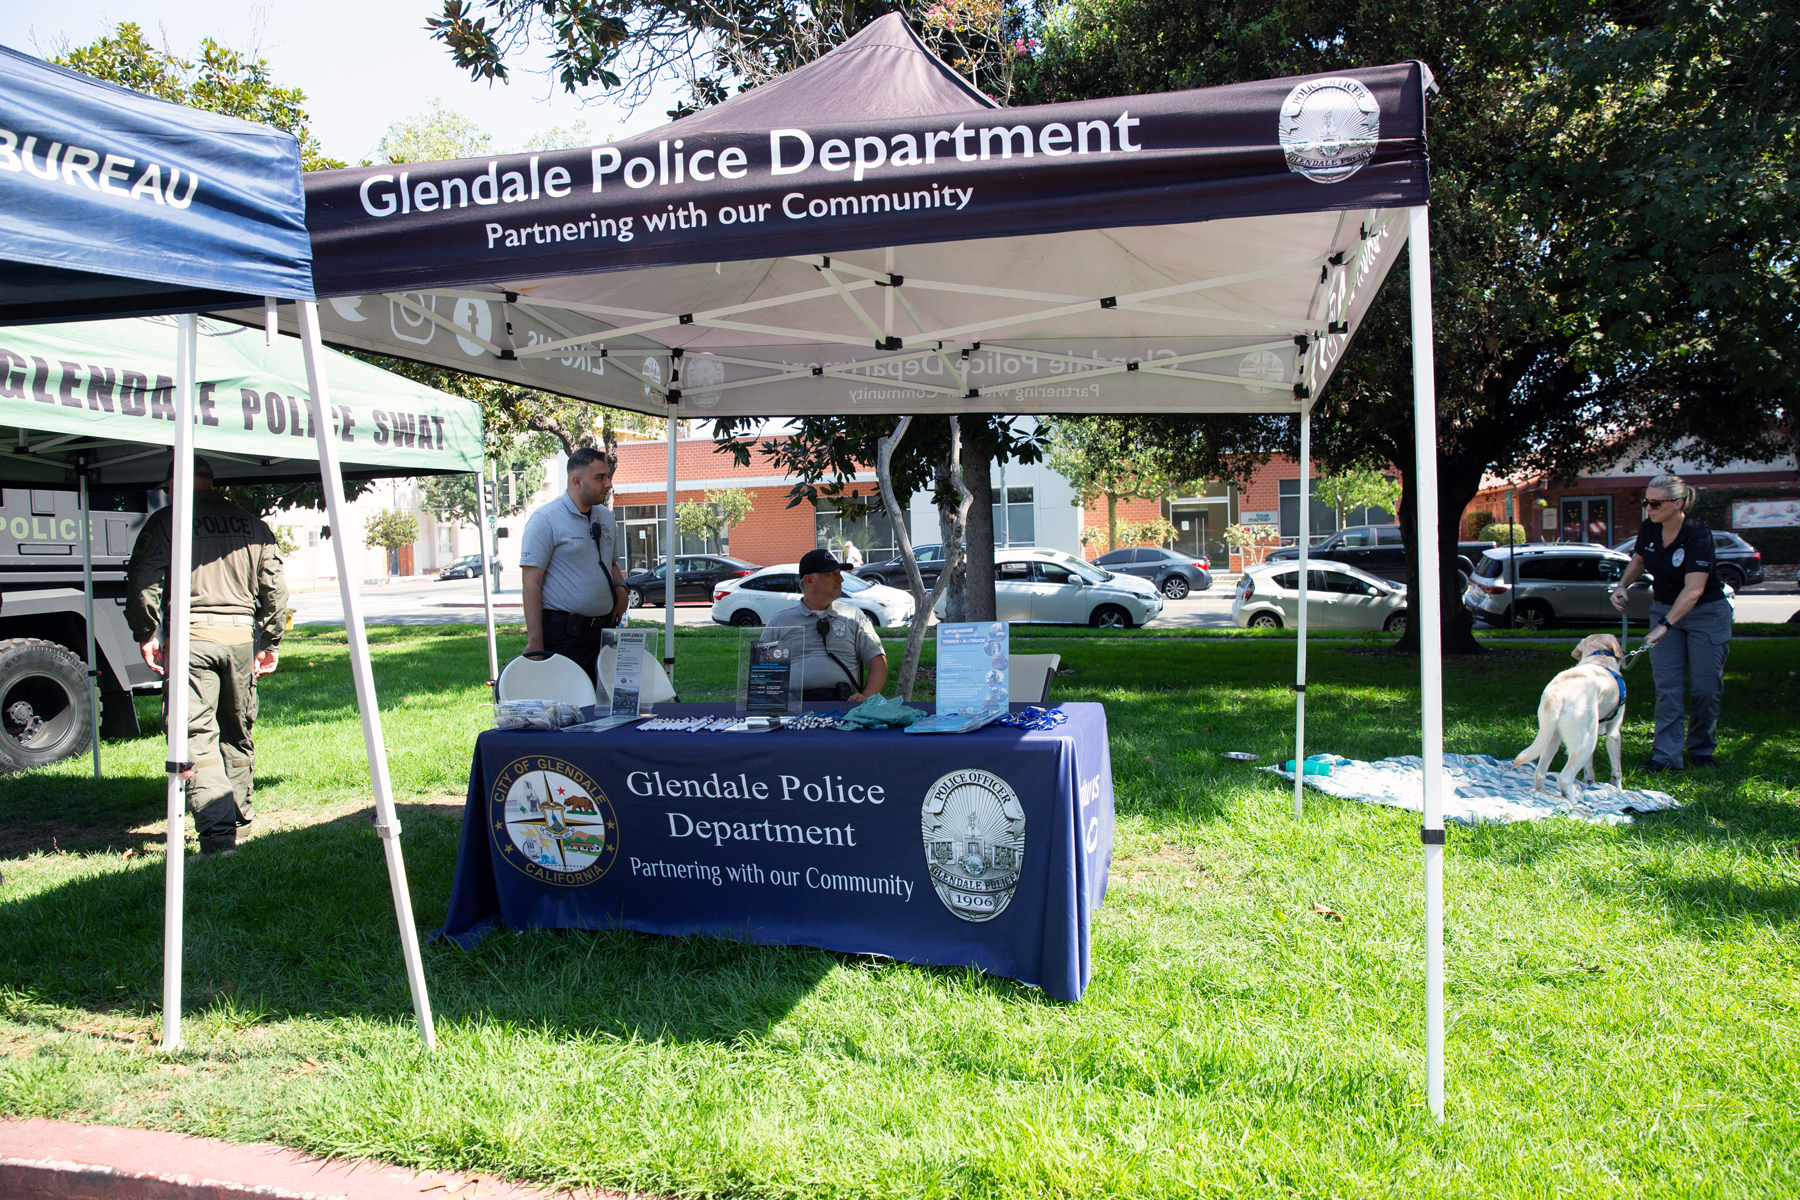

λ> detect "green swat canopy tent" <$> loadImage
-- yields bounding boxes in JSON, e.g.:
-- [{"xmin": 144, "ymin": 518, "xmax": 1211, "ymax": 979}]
[{"xmin": 0, "ymin": 315, "xmax": 481, "ymax": 487}]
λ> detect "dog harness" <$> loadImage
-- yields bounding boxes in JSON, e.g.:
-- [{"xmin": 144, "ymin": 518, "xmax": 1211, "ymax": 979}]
[{"xmin": 1587, "ymin": 650, "xmax": 1627, "ymax": 722}]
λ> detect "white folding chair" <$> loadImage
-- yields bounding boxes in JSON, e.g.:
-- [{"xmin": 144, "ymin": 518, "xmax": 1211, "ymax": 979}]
[
  {"xmin": 595, "ymin": 645, "xmax": 678, "ymax": 706},
  {"xmin": 495, "ymin": 653, "xmax": 596, "ymax": 707},
  {"xmin": 1008, "ymin": 654, "xmax": 1061, "ymax": 704}
]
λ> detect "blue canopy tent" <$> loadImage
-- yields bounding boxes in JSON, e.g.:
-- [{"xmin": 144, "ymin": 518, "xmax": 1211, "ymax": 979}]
[{"xmin": 0, "ymin": 44, "xmax": 436, "ymax": 1053}]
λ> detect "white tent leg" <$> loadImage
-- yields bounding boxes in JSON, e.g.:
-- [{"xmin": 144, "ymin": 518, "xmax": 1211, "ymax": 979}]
[
  {"xmin": 1408, "ymin": 204, "xmax": 1446, "ymax": 1122},
  {"xmin": 1293, "ymin": 408, "xmax": 1311, "ymax": 817},
  {"xmin": 664, "ymin": 416, "xmax": 676, "ymax": 683},
  {"xmin": 79, "ymin": 461, "xmax": 99, "ymax": 780},
  {"xmin": 474, "ymin": 456, "xmax": 499, "ymax": 689},
  {"xmin": 160, "ymin": 314, "xmax": 199, "ymax": 1053},
  {"xmin": 297, "ymin": 301, "xmax": 438, "ymax": 1052}
]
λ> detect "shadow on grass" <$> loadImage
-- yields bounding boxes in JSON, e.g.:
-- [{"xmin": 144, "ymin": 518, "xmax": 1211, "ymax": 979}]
[{"xmin": 0, "ymin": 803, "xmax": 889, "ymax": 1045}]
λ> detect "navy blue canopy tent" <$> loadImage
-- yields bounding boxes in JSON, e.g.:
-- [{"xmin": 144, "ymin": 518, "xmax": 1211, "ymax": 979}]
[
  {"xmin": 0, "ymin": 44, "xmax": 436, "ymax": 1053},
  {"xmin": 0, "ymin": 45, "xmax": 313, "ymax": 322},
  {"xmin": 239, "ymin": 13, "xmax": 1455, "ymax": 1116}
]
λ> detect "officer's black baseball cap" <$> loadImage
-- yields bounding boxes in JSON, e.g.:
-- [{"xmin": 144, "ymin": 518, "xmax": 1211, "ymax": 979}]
[
  {"xmin": 799, "ymin": 548, "xmax": 846, "ymax": 576},
  {"xmin": 161, "ymin": 453, "xmax": 214, "ymax": 481}
]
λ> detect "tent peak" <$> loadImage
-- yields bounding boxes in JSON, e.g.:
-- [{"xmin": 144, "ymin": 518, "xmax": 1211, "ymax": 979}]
[{"xmin": 645, "ymin": 12, "xmax": 995, "ymax": 141}]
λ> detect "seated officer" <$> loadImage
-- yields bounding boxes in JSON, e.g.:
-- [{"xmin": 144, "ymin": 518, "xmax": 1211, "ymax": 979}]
[{"xmin": 768, "ymin": 548, "xmax": 888, "ymax": 702}]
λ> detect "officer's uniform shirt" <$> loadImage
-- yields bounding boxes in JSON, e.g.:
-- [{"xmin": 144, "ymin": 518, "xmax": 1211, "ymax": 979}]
[
  {"xmin": 1634, "ymin": 516, "xmax": 1726, "ymax": 607},
  {"xmin": 126, "ymin": 492, "xmax": 288, "ymax": 648},
  {"xmin": 518, "ymin": 492, "xmax": 619, "ymax": 617},
  {"xmin": 768, "ymin": 598, "xmax": 885, "ymax": 693}
]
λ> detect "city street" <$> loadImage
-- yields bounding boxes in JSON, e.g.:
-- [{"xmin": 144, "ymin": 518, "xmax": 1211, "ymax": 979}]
[{"xmin": 291, "ymin": 574, "xmax": 1800, "ymax": 629}]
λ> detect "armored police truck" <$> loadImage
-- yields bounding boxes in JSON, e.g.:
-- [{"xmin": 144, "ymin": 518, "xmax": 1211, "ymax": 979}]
[{"xmin": 0, "ymin": 486, "xmax": 159, "ymax": 772}]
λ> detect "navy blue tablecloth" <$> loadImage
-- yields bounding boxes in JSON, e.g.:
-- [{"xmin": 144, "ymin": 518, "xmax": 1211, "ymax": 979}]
[{"xmin": 435, "ymin": 702, "xmax": 1114, "ymax": 1001}]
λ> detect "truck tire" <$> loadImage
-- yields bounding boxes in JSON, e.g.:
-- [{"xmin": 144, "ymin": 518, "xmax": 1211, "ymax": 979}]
[{"xmin": 0, "ymin": 638, "xmax": 93, "ymax": 772}]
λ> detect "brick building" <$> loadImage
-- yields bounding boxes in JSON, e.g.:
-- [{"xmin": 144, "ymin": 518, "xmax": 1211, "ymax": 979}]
[{"xmin": 1463, "ymin": 443, "xmax": 1799, "ymax": 559}]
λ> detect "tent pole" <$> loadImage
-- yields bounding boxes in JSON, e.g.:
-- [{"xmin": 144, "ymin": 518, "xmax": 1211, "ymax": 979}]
[
  {"xmin": 1293, "ymin": 407, "xmax": 1311, "ymax": 817},
  {"xmin": 297, "ymin": 301, "xmax": 438, "ymax": 1052},
  {"xmin": 489, "ymin": 459, "xmax": 505, "ymax": 594},
  {"xmin": 474, "ymin": 455, "xmax": 499, "ymax": 690},
  {"xmin": 1408, "ymin": 203, "xmax": 1446, "ymax": 1122},
  {"xmin": 78, "ymin": 459, "xmax": 99, "ymax": 780},
  {"xmin": 160, "ymin": 314, "xmax": 199, "ymax": 1053},
  {"xmin": 664, "ymin": 414, "xmax": 677, "ymax": 683}
]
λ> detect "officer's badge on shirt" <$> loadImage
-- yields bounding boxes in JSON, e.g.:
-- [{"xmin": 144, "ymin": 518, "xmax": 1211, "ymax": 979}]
[{"xmin": 1672, "ymin": 548, "xmax": 1685, "ymax": 567}]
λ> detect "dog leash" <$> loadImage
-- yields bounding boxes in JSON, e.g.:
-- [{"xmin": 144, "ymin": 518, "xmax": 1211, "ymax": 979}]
[{"xmin": 1620, "ymin": 643, "xmax": 1654, "ymax": 671}]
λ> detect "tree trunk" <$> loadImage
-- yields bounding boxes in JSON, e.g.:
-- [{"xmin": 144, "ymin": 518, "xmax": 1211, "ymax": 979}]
[
  {"xmin": 1106, "ymin": 493, "xmax": 1118, "ymax": 552},
  {"xmin": 961, "ymin": 421, "xmax": 997, "ymax": 622},
  {"xmin": 1395, "ymin": 455, "xmax": 1487, "ymax": 656},
  {"xmin": 879, "ymin": 417, "xmax": 971, "ymax": 700}
]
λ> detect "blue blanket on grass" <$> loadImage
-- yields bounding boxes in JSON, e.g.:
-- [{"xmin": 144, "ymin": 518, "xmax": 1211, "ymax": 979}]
[{"xmin": 1265, "ymin": 753, "xmax": 1679, "ymax": 826}]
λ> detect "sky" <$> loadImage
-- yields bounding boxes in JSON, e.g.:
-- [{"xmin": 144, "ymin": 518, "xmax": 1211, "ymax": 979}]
[{"xmin": 0, "ymin": 0, "xmax": 686, "ymax": 164}]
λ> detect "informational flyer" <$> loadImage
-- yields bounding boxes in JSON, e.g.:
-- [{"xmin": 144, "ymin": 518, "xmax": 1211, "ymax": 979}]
[
  {"xmin": 609, "ymin": 629, "xmax": 647, "ymax": 718},
  {"xmin": 739, "ymin": 626, "xmax": 804, "ymax": 717},
  {"xmin": 908, "ymin": 621, "xmax": 1008, "ymax": 734}
]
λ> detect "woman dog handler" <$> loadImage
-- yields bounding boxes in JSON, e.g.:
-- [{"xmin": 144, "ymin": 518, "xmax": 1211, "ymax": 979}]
[{"xmin": 1611, "ymin": 473, "xmax": 1731, "ymax": 772}]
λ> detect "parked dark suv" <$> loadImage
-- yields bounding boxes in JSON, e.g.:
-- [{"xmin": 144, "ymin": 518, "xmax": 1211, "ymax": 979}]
[
  {"xmin": 1265, "ymin": 524, "xmax": 1493, "ymax": 585},
  {"xmin": 1091, "ymin": 547, "xmax": 1212, "ymax": 598},
  {"xmin": 1612, "ymin": 531, "xmax": 1764, "ymax": 590},
  {"xmin": 857, "ymin": 543, "xmax": 946, "ymax": 589}
]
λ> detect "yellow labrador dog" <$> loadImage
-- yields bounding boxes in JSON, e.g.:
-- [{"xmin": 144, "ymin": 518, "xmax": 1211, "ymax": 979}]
[{"xmin": 1514, "ymin": 633, "xmax": 1628, "ymax": 798}]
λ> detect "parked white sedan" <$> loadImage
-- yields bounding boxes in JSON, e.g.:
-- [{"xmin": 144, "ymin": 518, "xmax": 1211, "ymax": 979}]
[
  {"xmin": 711, "ymin": 564, "xmax": 915, "ymax": 628},
  {"xmin": 1232, "ymin": 561, "xmax": 1408, "ymax": 632},
  {"xmin": 934, "ymin": 551, "xmax": 1164, "ymax": 628}
]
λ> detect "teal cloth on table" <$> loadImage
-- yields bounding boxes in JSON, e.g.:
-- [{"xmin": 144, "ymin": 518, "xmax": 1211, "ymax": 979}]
[
  {"xmin": 1264, "ymin": 753, "xmax": 1679, "ymax": 826},
  {"xmin": 839, "ymin": 695, "xmax": 927, "ymax": 729}
]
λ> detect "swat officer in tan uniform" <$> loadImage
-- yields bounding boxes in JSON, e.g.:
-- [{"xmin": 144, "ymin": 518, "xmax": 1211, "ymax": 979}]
[{"xmin": 127, "ymin": 455, "xmax": 289, "ymax": 855}]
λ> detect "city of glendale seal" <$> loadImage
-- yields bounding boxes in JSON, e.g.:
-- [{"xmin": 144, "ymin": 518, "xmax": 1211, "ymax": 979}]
[
  {"xmin": 1278, "ymin": 76, "xmax": 1381, "ymax": 184},
  {"xmin": 921, "ymin": 769, "xmax": 1026, "ymax": 923},
  {"xmin": 490, "ymin": 757, "xmax": 619, "ymax": 887}
]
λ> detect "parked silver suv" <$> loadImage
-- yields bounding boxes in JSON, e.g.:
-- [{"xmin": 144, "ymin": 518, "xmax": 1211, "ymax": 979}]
[{"xmin": 1463, "ymin": 545, "xmax": 1652, "ymax": 630}]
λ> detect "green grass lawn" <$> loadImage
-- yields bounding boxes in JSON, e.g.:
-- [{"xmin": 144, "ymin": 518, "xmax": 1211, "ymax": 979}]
[{"xmin": 3, "ymin": 624, "xmax": 1798, "ymax": 1198}]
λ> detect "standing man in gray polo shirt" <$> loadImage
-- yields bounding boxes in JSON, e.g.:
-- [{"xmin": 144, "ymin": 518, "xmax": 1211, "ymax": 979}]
[{"xmin": 519, "ymin": 447, "xmax": 629, "ymax": 683}]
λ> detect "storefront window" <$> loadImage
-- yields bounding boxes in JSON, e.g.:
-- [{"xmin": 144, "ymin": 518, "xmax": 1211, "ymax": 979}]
[
  {"xmin": 990, "ymin": 486, "xmax": 1035, "ymax": 546},
  {"xmin": 816, "ymin": 502, "xmax": 907, "ymax": 562}
]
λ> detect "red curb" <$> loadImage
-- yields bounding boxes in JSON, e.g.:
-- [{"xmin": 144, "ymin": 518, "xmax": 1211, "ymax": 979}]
[{"xmin": 0, "ymin": 1119, "xmax": 620, "ymax": 1200}]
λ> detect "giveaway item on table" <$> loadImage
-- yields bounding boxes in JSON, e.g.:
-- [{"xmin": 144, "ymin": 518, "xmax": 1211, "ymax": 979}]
[
  {"xmin": 907, "ymin": 621, "xmax": 1010, "ymax": 735},
  {"xmin": 839, "ymin": 694, "xmax": 926, "ymax": 729},
  {"xmin": 492, "ymin": 700, "xmax": 586, "ymax": 731},
  {"xmin": 993, "ymin": 705, "xmax": 1068, "ymax": 731},
  {"xmin": 738, "ymin": 627, "xmax": 805, "ymax": 718},
  {"xmin": 640, "ymin": 715, "xmax": 779, "ymax": 733}
]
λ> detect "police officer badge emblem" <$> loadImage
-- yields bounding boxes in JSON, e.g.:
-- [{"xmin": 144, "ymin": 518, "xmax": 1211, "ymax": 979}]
[
  {"xmin": 921, "ymin": 769, "xmax": 1025, "ymax": 922},
  {"xmin": 491, "ymin": 757, "xmax": 620, "ymax": 886},
  {"xmin": 1278, "ymin": 77, "xmax": 1381, "ymax": 184},
  {"xmin": 1672, "ymin": 548, "xmax": 1685, "ymax": 568}
]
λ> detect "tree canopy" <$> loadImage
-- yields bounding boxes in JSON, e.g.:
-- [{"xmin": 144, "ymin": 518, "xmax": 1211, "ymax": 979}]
[
  {"xmin": 1017, "ymin": 0, "xmax": 1795, "ymax": 650},
  {"xmin": 55, "ymin": 23, "xmax": 344, "ymax": 170}
]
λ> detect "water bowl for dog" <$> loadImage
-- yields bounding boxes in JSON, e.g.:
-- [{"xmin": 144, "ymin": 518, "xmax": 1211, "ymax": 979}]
[{"xmin": 1283, "ymin": 759, "xmax": 1332, "ymax": 776}]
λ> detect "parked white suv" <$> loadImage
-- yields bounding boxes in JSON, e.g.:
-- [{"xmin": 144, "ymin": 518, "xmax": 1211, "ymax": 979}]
[{"xmin": 934, "ymin": 551, "xmax": 1163, "ymax": 628}]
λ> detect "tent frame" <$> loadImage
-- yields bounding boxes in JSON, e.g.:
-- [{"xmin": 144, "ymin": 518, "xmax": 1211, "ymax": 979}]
[{"xmin": 148, "ymin": 307, "xmax": 439, "ymax": 1053}]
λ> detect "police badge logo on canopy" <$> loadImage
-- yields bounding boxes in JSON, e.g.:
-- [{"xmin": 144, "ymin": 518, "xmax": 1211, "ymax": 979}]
[
  {"xmin": 1278, "ymin": 77, "xmax": 1381, "ymax": 184},
  {"xmin": 491, "ymin": 757, "xmax": 620, "ymax": 887},
  {"xmin": 921, "ymin": 768, "xmax": 1025, "ymax": 922}
]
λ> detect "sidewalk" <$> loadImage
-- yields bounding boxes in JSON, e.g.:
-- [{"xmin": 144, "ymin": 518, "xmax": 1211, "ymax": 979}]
[{"xmin": 0, "ymin": 1119, "xmax": 618, "ymax": 1200}]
